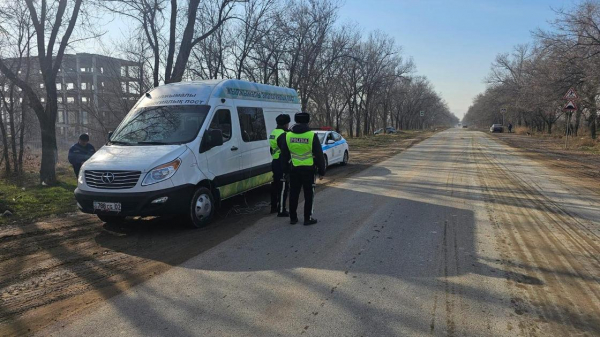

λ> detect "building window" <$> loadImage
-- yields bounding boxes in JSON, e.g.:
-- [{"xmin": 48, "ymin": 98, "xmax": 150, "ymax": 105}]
[
  {"xmin": 81, "ymin": 83, "xmax": 87, "ymax": 90},
  {"xmin": 56, "ymin": 83, "xmax": 62, "ymax": 90},
  {"xmin": 82, "ymin": 97, "xmax": 88, "ymax": 103},
  {"xmin": 39, "ymin": 83, "xmax": 44, "ymax": 89},
  {"xmin": 58, "ymin": 96, "xmax": 63, "ymax": 103},
  {"xmin": 66, "ymin": 83, "xmax": 74, "ymax": 90},
  {"xmin": 67, "ymin": 97, "xmax": 74, "ymax": 103},
  {"xmin": 237, "ymin": 107, "xmax": 267, "ymax": 142},
  {"xmin": 101, "ymin": 81, "xmax": 105, "ymax": 87},
  {"xmin": 121, "ymin": 82, "xmax": 127, "ymax": 93},
  {"xmin": 82, "ymin": 111, "xmax": 89, "ymax": 125},
  {"xmin": 19, "ymin": 98, "xmax": 23, "ymax": 103},
  {"xmin": 129, "ymin": 82, "xmax": 139, "ymax": 94},
  {"xmin": 41, "ymin": 98, "xmax": 45, "ymax": 103},
  {"xmin": 121, "ymin": 66, "xmax": 127, "ymax": 77},
  {"xmin": 100, "ymin": 67, "xmax": 104, "ymax": 73},
  {"xmin": 57, "ymin": 110, "xmax": 65, "ymax": 123},
  {"xmin": 80, "ymin": 67, "xmax": 86, "ymax": 72},
  {"xmin": 129, "ymin": 66, "xmax": 139, "ymax": 78}
]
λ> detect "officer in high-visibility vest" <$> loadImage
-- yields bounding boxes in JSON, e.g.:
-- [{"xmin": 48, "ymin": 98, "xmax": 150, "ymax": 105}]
[
  {"xmin": 270, "ymin": 114, "xmax": 290, "ymax": 216},
  {"xmin": 278, "ymin": 112, "xmax": 326, "ymax": 225}
]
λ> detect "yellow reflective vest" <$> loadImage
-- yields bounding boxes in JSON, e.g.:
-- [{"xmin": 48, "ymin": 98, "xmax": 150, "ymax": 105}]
[
  {"xmin": 269, "ymin": 128, "xmax": 286, "ymax": 159},
  {"xmin": 286, "ymin": 131, "xmax": 315, "ymax": 167}
]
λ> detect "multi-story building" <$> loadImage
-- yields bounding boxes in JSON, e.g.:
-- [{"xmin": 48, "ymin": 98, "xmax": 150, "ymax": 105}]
[{"xmin": 0, "ymin": 53, "xmax": 143, "ymax": 150}]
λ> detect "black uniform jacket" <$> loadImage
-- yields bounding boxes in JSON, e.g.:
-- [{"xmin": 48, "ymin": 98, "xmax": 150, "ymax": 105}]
[{"xmin": 278, "ymin": 123, "xmax": 326, "ymax": 176}]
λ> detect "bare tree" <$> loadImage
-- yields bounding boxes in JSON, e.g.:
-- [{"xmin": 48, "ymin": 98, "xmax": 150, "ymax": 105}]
[{"xmin": 0, "ymin": 0, "xmax": 84, "ymax": 184}]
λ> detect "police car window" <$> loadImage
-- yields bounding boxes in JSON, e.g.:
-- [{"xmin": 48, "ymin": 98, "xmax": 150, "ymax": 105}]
[
  {"xmin": 237, "ymin": 107, "xmax": 267, "ymax": 142},
  {"xmin": 333, "ymin": 132, "xmax": 342, "ymax": 141},
  {"xmin": 209, "ymin": 109, "xmax": 232, "ymax": 142}
]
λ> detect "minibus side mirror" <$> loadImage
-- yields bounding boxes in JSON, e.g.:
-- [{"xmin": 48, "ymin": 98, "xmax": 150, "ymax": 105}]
[{"xmin": 200, "ymin": 129, "xmax": 224, "ymax": 152}]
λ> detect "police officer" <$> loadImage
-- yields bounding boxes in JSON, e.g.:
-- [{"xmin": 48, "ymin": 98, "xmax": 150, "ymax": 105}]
[
  {"xmin": 279, "ymin": 112, "xmax": 326, "ymax": 225},
  {"xmin": 270, "ymin": 114, "xmax": 290, "ymax": 216}
]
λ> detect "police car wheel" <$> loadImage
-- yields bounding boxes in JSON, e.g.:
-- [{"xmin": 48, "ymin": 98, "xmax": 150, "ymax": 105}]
[
  {"xmin": 97, "ymin": 214, "xmax": 126, "ymax": 224},
  {"xmin": 324, "ymin": 155, "xmax": 329, "ymax": 170},
  {"xmin": 341, "ymin": 151, "xmax": 349, "ymax": 166},
  {"xmin": 189, "ymin": 187, "xmax": 214, "ymax": 228}
]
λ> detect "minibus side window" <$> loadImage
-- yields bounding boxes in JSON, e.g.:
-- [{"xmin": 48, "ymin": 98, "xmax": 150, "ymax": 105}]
[
  {"xmin": 237, "ymin": 107, "xmax": 267, "ymax": 142},
  {"xmin": 209, "ymin": 109, "xmax": 232, "ymax": 142}
]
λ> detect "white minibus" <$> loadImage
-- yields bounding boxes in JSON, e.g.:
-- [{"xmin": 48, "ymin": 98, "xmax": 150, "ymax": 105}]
[{"xmin": 75, "ymin": 79, "xmax": 300, "ymax": 227}]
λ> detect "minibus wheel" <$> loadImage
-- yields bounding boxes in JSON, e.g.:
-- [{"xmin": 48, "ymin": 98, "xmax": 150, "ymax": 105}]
[
  {"xmin": 189, "ymin": 187, "xmax": 214, "ymax": 228},
  {"xmin": 97, "ymin": 214, "xmax": 126, "ymax": 224}
]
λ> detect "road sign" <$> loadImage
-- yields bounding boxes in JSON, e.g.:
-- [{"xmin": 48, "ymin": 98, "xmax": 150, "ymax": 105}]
[
  {"xmin": 420, "ymin": 111, "xmax": 424, "ymax": 117},
  {"xmin": 501, "ymin": 108, "xmax": 507, "ymax": 113},
  {"xmin": 563, "ymin": 100, "xmax": 577, "ymax": 111},
  {"xmin": 563, "ymin": 87, "xmax": 578, "ymax": 100}
]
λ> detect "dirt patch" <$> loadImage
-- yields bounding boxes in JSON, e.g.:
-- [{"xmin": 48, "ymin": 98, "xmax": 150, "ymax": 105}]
[
  {"xmin": 492, "ymin": 133, "xmax": 600, "ymax": 192},
  {"xmin": 0, "ymin": 131, "xmax": 436, "ymax": 336}
]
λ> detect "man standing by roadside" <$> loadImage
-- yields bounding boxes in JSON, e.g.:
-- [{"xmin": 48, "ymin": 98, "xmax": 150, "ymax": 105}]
[
  {"xmin": 68, "ymin": 133, "xmax": 95, "ymax": 178},
  {"xmin": 279, "ymin": 112, "xmax": 326, "ymax": 226},
  {"xmin": 270, "ymin": 114, "xmax": 290, "ymax": 216}
]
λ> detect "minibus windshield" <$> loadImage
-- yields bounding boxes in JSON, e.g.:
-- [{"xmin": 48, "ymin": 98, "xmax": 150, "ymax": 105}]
[{"xmin": 110, "ymin": 105, "xmax": 210, "ymax": 145}]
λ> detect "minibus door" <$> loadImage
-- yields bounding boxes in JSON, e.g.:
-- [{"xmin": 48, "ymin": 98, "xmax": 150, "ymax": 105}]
[{"xmin": 204, "ymin": 107, "xmax": 242, "ymax": 189}]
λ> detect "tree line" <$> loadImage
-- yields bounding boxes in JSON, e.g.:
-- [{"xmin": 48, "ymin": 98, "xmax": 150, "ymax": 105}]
[
  {"xmin": 0, "ymin": 0, "xmax": 457, "ymax": 183},
  {"xmin": 464, "ymin": 0, "xmax": 600, "ymax": 139}
]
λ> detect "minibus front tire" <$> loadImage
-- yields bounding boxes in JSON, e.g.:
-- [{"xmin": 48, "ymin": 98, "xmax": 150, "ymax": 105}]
[{"xmin": 189, "ymin": 187, "xmax": 215, "ymax": 228}]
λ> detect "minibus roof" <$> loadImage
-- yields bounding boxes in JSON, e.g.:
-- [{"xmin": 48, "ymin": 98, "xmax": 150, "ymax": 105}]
[{"xmin": 139, "ymin": 79, "xmax": 300, "ymax": 108}]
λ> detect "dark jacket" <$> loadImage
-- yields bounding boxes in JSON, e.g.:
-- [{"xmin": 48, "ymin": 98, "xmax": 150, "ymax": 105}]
[
  {"xmin": 278, "ymin": 123, "xmax": 326, "ymax": 176},
  {"xmin": 68, "ymin": 143, "xmax": 96, "ymax": 166}
]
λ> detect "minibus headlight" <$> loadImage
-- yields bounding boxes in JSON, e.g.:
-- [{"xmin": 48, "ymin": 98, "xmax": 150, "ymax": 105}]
[
  {"xmin": 78, "ymin": 170, "xmax": 85, "ymax": 185},
  {"xmin": 142, "ymin": 159, "xmax": 181, "ymax": 186}
]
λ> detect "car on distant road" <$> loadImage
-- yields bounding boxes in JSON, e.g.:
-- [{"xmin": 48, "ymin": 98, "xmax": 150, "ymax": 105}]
[
  {"xmin": 490, "ymin": 124, "xmax": 503, "ymax": 133},
  {"xmin": 314, "ymin": 130, "xmax": 349, "ymax": 170},
  {"xmin": 374, "ymin": 127, "xmax": 397, "ymax": 135}
]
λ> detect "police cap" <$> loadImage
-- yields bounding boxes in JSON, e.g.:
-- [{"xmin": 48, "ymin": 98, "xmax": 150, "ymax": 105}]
[
  {"xmin": 294, "ymin": 112, "xmax": 310, "ymax": 124},
  {"xmin": 276, "ymin": 114, "xmax": 291, "ymax": 126}
]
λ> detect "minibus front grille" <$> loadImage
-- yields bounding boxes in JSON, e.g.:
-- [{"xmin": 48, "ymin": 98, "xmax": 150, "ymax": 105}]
[{"xmin": 84, "ymin": 170, "xmax": 141, "ymax": 189}]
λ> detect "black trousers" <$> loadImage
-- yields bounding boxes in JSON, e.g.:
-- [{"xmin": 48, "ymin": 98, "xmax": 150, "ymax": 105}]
[
  {"xmin": 73, "ymin": 163, "xmax": 82, "ymax": 178},
  {"xmin": 289, "ymin": 170, "xmax": 316, "ymax": 220},
  {"xmin": 271, "ymin": 159, "xmax": 288, "ymax": 212}
]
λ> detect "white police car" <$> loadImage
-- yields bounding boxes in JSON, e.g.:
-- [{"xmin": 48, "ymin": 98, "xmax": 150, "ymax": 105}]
[{"xmin": 313, "ymin": 129, "xmax": 349, "ymax": 169}]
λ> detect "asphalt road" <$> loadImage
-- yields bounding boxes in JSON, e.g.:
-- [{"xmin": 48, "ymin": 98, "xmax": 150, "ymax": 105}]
[{"xmin": 42, "ymin": 129, "xmax": 600, "ymax": 337}]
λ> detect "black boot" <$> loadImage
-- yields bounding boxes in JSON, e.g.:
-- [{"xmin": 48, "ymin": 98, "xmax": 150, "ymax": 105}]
[
  {"xmin": 270, "ymin": 207, "xmax": 278, "ymax": 214},
  {"xmin": 290, "ymin": 217, "xmax": 298, "ymax": 225},
  {"xmin": 277, "ymin": 210, "xmax": 290, "ymax": 217},
  {"xmin": 304, "ymin": 218, "xmax": 318, "ymax": 226}
]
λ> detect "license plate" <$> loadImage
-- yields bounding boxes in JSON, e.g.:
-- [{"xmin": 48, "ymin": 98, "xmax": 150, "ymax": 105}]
[{"xmin": 93, "ymin": 201, "xmax": 122, "ymax": 213}]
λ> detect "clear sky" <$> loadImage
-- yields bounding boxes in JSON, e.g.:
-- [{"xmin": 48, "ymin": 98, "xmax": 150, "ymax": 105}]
[
  {"xmin": 338, "ymin": 0, "xmax": 573, "ymax": 119},
  {"xmin": 97, "ymin": 0, "xmax": 574, "ymax": 119}
]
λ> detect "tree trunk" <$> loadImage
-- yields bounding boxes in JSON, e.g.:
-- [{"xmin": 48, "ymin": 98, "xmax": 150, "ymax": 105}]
[
  {"xmin": 0, "ymin": 117, "xmax": 10, "ymax": 174},
  {"xmin": 39, "ymin": 115, "xmax": 57, "ymax": 184},
  {"xmin": 590, "ymin": 111, "xmax": 597, "ymax": 139},
  {"xmin": 574, "ymin": 110, "xmax": 582, "ymax": 137}
]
